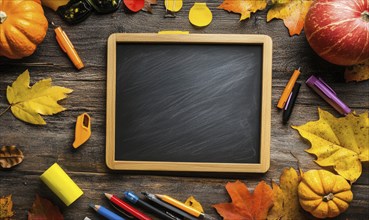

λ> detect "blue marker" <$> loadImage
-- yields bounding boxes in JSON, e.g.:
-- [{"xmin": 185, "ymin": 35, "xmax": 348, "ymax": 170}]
[{"xmin": 89, "ymin": 203, "xmax": 125, "ymax": 220}]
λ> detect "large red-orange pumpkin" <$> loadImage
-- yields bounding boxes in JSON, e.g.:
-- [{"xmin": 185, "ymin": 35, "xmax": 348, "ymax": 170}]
[
  {"xmin": 0, "ymin": 0, "xmax": 48, "ymax": 59},
  {"xmin": 305, "ymin": 0, "xmax": 369, "ymax": 66}
]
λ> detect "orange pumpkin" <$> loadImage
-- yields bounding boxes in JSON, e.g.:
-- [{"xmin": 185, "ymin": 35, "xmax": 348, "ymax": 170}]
[
  {"xmin": 298, "ymin": 170, "xmax": 353, "ymax": 218},
  {"xmin": 0, "ymin": 0, "xmax": 48, "ymax": 59}
]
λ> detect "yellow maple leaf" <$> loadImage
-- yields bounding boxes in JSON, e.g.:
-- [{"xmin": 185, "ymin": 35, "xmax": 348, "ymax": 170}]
[
  {"xmin": 267, "ymin": 0, "xmax": 313, "ymax": 36},
  {"xmin": 4, "ymin": 70, "xmax": 73, "ymax": 125},
  {"xmin": 267, "ymin": 167, "xmax": 306, "ymax": 220},
  {"xmin": 0, "ymin": 195, "xmax": 14, "ymax": 219},
  {"xmin": 292, "ymin": 108, "xmax": 369, "ymax": 183},
  {"xmin": 345, "ymin": 60, "xmax": 369, "ymax": 82},
  {"xmin": 218, "ymin": 0, "xmax": 267, "ymax": 21}
]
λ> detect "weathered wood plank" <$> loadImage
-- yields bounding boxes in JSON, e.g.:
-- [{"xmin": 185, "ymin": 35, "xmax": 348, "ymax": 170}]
[
  {"xmin": 0, "ymin": 0, "xmax": 368, "ymax": 219},
  {"xmin": 1, "ymin": 172, "xmax": 368, "ymax": 219}
]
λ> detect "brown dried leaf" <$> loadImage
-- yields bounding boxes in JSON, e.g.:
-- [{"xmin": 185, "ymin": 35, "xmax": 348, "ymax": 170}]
[
  {"xmin": 0, "ymin": 195, "xmax": 14, "ymax": 219},
  {"xmin": 345, "ymin": 60, "xmax": 369, "ymax": 82},
  {"xmin": 142, "ymin": 0, "xmax": 157, "ymax": 13},
  {"xmin": 0, "ymin": 145, "xmax": 24, "ymax": 168},
  {"xmin": 28, "ymin": 195, "xmax": 64, "ymax": 220}
]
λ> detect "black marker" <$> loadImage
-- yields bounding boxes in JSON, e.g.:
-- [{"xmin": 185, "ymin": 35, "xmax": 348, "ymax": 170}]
[
  {"xmin": 283, "ymin": 83, "xmax": 301, "ymax": 124},
  {"xmin": 142, "ymin": 192, "xmax": 199, "ymax": 220},
  {"xmin": 123, "ymin": 191, "xmax": 178, "ymax": 220}
]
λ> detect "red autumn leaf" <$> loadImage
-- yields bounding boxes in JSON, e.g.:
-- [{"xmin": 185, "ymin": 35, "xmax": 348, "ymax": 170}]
[
  {"xmin": 142, "ymin": 0, "xmax": 157, "ymax": 13},
  {"xmin": 124, "ymin": 0, "xmax": 145, "ymax": 12},
  {"xmin": 213, "ymin": 180, "xmax": 274, "ymax": 220},
  {"xmin": 28, "ymin": 195, "xmax": 64, "ymax": 220}
]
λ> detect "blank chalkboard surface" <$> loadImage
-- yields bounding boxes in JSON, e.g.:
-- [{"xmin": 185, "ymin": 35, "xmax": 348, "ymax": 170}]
[{"xmin": 106, "ymin": 33, "xmax": 272, "ymax": 172}]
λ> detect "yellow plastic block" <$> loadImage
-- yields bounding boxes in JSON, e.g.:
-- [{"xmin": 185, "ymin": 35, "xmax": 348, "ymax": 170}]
[
  {"xmin": 40, "ymin": 163, "xmax": 83, "ymax": 206},
  {"xmin": 73, "ymin": 113, "xmax": 91, "ymax": 148}
]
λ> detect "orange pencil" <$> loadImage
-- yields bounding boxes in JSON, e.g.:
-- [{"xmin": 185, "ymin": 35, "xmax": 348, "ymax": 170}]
[
  {"xmin": 277, "ymin": 68, "xmax": 300, "ymax": 109},
  {"xmin": 53, "ymin": 23, "xmax": 84, "ymax": 70}
]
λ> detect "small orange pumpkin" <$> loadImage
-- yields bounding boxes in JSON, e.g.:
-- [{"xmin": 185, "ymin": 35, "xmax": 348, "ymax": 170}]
[
  {"xmin": 298, "ymin": 170, "xmax": 353, "ymax": 219},
  {"xmin": 0, "ymin": 0, "xmax": 48, "ymax": 59}
]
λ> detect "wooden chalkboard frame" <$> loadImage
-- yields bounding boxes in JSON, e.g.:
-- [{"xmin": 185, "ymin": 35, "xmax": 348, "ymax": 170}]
[{"xmin": 106, "ymin": 33, "xmax": 272, "ymax": 172}]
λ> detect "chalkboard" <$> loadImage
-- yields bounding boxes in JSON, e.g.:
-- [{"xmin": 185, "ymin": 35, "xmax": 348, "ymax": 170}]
[{"xmin": 106, "ymin": 34, "xmax": 272, "ymax": 172}]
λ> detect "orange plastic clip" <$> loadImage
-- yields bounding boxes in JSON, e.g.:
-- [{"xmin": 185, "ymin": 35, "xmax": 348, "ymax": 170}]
[{"xmin": 73, "ymin": 113, "xmax": 91, "ymax": 148}]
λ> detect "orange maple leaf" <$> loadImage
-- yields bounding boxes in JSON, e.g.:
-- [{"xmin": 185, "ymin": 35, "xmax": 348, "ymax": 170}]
[
  {"xmin": 267, "ymin": 0, "xmax": 313, "ymax": 36},
  {"xmin": 218, "ymin": 0, "xmax": 267, "ymax": 21},
  {"xmin": 213, "ymin": 180, "xmax": 274, "ymax": 220}
]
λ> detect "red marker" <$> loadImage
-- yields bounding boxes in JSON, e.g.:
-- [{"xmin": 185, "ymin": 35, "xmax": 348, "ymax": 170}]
[{"xmin": 104, "ymin": 193, "xmax": 152, "ymax": 220}]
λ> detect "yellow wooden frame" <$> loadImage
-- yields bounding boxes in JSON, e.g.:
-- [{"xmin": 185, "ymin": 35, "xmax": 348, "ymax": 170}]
[{"xmin": 106, "ymin": 33, "xmax": 272, "ymax": 172}]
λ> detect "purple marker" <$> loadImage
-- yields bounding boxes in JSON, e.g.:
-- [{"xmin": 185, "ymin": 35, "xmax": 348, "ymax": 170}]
[{"xmin": 306, "ymin": 75, "xmax": 351, "ymax": 115}]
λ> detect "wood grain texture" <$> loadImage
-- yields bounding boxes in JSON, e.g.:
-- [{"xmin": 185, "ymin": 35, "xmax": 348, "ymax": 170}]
[{"xmin": 0, "ymin": 1, "xmax": 368, "ymax": 219}]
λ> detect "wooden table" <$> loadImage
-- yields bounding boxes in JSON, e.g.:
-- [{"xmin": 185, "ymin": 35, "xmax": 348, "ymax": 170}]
[{"xmin": 1, "ymin": 1, "xmax": 368, "ymax": 219}]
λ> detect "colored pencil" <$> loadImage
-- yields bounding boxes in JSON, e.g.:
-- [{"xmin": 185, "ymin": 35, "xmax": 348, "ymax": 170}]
[
  {"xmin": 105, "ymin": 193, "xmax": 152, "ymax": 220},
  {"xmin": 142, "ymin": 192, "xmax": 197, "ymax": 220},
  {"xmin": 89, "ymin": 203, "xmax": 125, "ymax": 220},
  {"xmin": 124, "ymin": 191, "xmax": 178, "ymax": 220}
]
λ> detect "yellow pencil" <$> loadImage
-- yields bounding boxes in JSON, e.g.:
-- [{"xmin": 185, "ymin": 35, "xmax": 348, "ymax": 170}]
[{"xmin": 155, "ymin": 194, "xmax": 204, "ymax": 218}]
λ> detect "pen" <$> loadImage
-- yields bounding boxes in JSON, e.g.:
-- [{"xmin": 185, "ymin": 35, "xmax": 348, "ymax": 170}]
[
  {"xmin": 282, "ymin": 83, "xmax": 301, "ymax": 124},
  {"xmin": 52, "ymin": 22, "xmax": 84, "ymax": 70},
  {"xmin": 123, "ymin": 191, "xmax": 177, "ymax": 220},
  {"xmin": 104, "ymin": 193, "xmax": 152, "ymax": 220},
  {"xmin": 142, "ymin": 192, "xmax": 197, "ymax": 220},
  {"xmin": 306, "ymin": 75, "xmax": 351, "ymax": 115},
  {"xmin": 277, "ymin": 68, "xmax": 301, "ymax": 109},
  {"xmin": 89, "ymin": 203, "xmax": 125, "ymax": 220},
  {"xmin": 155, "ymin": 194, "xmax": 204, "ymax": 218}
]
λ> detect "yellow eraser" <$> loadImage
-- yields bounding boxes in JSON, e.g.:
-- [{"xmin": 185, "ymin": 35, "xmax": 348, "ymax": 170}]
[
  {"xmin": 40, "ymin": 163, "xmax": 83, "ymax": 206},
  {"xmin": 73, "ymin": 113, "xmax": 91, "ymax": 148}
]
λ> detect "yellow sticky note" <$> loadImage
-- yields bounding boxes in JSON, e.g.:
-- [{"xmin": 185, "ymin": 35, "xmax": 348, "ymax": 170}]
[
  {"xmin": 189, "ymin": 3, "xmax": 213, "ymax": 27},
  {"xmin": 40, "ymin": 163, "xmax": 83, "ymax": 206}
]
